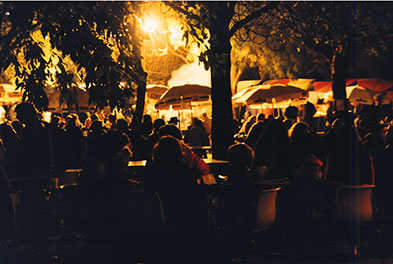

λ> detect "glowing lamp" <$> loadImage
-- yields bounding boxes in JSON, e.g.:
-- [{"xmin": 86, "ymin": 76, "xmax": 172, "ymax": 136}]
[{"xmin": 142, "ymin": 17, "xmax": 159, "ymax": 33}]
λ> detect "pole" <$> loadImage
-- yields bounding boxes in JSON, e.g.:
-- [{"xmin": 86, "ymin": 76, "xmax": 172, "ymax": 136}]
[{"xmin": 272, "ymin": 98, "xmax": 276, "ymax": 118}]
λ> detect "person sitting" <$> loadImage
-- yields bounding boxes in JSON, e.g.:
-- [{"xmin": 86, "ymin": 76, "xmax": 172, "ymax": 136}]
[
  {"xmin": 78, "ymin": 130, "xmax": 132, "ymax": 202},
  {"xmin": 288, "ymin": 122, "xmax": 325, "ymax": 219},
  {"xmin": 184, "ymin": 117, "xmax": 210, "ymax": 158},
  {"xmin": 77, "ymin": 130, "xmax": 134, "ymax": 236},
  {"xmin": 145, "ymin": 136, "xmax": 207, "ymax": 229},
  {"xmin": 64, "ymin": 114, "xmax": 85, "ymax": 169},
  {"xmin": 245, "ymin": 113, "xmax": 266, "ymax": 149},
  {"xmin": 218, "ymin": 143, "xmax": 257, "ymax": 230},
  {"xmin": 324, "ymin": 124, "xmax": 374, "ymax": 186},
  {"xmin": 147, "ymin": 118, "xmax": 166, "ymax": 158},
  {"xmin": 253, "ymin": 119, "xmax": 292, "ymax": 180},
  {"xmin": 374, "ymin": 124, "xmax": 393, "ymax": 217},
  {"xmin": 157, "ymin": 124, "xmax": 209, "ymax": 180}
]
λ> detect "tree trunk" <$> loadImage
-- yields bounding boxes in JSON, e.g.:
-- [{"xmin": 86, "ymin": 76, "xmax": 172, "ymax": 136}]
[
  {"xmin": 331, "ymin": 49, "xmax": 351, "ymax": 120},
  {"xmin": 132, "ymin": 81, "xmax": 146, "ymax": 131},
  {"xmin": 209, "ymin": 5, "xmax": 235, "ymax": 160},
  {"xmin": 231, "ymin": 68, "xmax": 243, "ymax": 95}
]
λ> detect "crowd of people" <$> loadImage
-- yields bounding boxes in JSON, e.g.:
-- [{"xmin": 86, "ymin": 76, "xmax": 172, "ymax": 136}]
[{"xmin": 0, "ymin": 99, "xmax": 392, "ymax": 262}]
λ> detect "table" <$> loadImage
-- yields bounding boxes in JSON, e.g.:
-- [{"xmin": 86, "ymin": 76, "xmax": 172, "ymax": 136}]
[
  {"xmin": 128, "ymin": 160, "xmax": 147, "ymax": 167},
  {"xmin": 202, "ymin": 158, "xmax": 229, "ymax": 165}
]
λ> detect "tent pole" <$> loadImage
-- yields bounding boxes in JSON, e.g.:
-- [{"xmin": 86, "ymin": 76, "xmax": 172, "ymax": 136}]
[{"xmin": 272, "ymin": 98, "xmax": 276, "ymax": 118}]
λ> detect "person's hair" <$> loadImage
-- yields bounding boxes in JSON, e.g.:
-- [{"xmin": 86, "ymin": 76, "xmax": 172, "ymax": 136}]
[
  {"xmin": 228, "ymin": 143, "xmax": 254, "ymax": 170},
  {"xmin": 169, "ymin": 117, "xmax": 179, "ymax": 125},
  {"xmin": 97, "ymin": 130, "xmax": 130, "ymax": 162},
  {"xmin": 116, "ymin": 118, "xmax": 128, "ymax": 132},
  {"xmin": 284, "ymin": 106, "xmax": 299, "ymax": 119},
  {"xmin": 191, "ymin": 117, "xmax": 204, "ymax": 128},
  {"xmin": 153, "ymin": 135, "xmax": 183, "ymax": 165},
  {"xmin": 288, "ymin": 122, "xmax": 310, "ymax": 144},
  {"xmin": 257, "ymin": 113, "xmax": 265, "ymax": 121},
  {"xmin": 158, "ymin": 124, "xmax": 182, "ymax": 140},
  {"xmin": 153, "ymin": 118, "xmax": 165, "ymax": 132},
  {"xmin": 142, "ymin": 114, "xmax": 152, "ymax": 124},
  {"xmin": 90, "ymin": 120, "xmax": 104, "ymax": 134},
  {"xmin": 15, "ymin": 103, "xmax": 38, "ymax": 122}
]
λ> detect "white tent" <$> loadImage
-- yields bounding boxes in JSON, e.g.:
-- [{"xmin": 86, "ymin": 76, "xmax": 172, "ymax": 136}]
[{"xmin": 0, "ymin": 84, "xmax": 22, "ymax": 104}]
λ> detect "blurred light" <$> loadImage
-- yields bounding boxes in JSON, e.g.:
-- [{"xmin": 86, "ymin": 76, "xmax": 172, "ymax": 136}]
[
  {"xmin": 142, "ymin": 17, "xmax": 159, "ymax": 33},
  {"xmin": 5, "ymin": 12, "xmax": 10, "ymax": 16},
  {"xmin": 43, "ymin": 111, "xmax": 52, "ymax": 123}
]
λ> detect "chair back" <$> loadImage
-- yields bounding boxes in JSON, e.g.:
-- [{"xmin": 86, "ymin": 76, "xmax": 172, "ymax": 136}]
[
  {"xmin": 334, "ymin": 185, "xmax": 375, "ymax": 222},
  {"xmin": 256, "ymin": 187, "xmax": 281, "ymax": 230}
]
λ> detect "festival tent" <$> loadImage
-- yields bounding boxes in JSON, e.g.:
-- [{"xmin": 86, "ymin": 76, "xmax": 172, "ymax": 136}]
[
  {"xmin": 0, "ymin": 84, "xmax": 22, "ymax": 104},
  {"xmin": 47, "ymin": 86, "xmax": 90, "ymax": 111}
]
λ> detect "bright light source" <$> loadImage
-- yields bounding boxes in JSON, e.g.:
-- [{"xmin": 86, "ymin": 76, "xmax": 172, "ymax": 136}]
[{"xmin": 142, "ymin": 17, "xmax": 159, "ymax": 33}]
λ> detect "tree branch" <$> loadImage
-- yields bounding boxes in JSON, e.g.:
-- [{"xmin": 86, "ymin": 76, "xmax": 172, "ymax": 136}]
[{"xmin": 228, "ymin": 2, "xmax": 279, "ymax": 38}]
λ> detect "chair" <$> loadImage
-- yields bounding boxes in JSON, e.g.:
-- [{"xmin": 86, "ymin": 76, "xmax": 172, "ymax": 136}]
[
  {"xmin": 330, "ymin": 185, "xmax": 384, "ymax": 262},
  {"xmin": 251, "ymin": 187, "xmax": 281, "ymax": 261}
]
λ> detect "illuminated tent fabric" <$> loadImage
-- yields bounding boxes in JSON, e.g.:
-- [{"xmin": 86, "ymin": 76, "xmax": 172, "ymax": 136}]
[
  {"xmin": 262, "ymin": 79, "xmax": 291, "ymax": 85},
  {"xmin": 236, "ymin": 80, "xmax": 260, "ymax": 92},
  {"xmin": 346, "ymin": 79, "xmax": 393, "ymax": 93},
  {"xmin": 155, "ymin": 84, "xmax": 211, "ymax": 110},
  {"xmin": 47, "ymin": 87, "xmax": 90, "ymax": 110},
  {"xmin": 0, "ymin": 84, "xmax": 23, "ymax": 104},
  {"xmin": 346, "ymin": 85, "xmax": 391, "ymax": 105},
  {"xmin": 232, "ymin": 84, "xmax": 309, "ymax": 106},
  {"xmin": 146, "ymin": 85, "xmax": 168, "ymax": 100},
  {"xmin": 287, "ymin": 78, "xmax": 315, "ymax": 90}
]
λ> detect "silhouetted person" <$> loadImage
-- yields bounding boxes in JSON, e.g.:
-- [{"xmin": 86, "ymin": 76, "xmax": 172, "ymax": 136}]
[
  {"xmin": 184, "ymin": 117, "xmax": 210, "ymax": 157},
  {"xmin": 284, "ymin": 106, "xmax": 299, "ymax": 129},
  {"xmin": 219, "ymin": 143, "xmax": 257, "ymax": 230},
  {"xmin": 141, "ymin": 114, "xmax": 153, "ymax": 138},
  {"xmin": 0, "ymin": 139, "xmax": 14, "ymax": 240},
  {"xmin": 253, "ymin": 119, "xmax": 292, "ymax": 180},
  {"xmin": 157, "ymin": 124, "xmax": 209, "ymax": 180},
  {"xmin": 49, "ymin": 116, "xmax": 67, "ymax": 172},
  {"xmin": 11, "ymin": 103, "xmax": 51, "ymax": 188},
  {"xmin": 86, "ymin": 120, "xmax": 106, "ymax": 158},
  {"xmin": 64, "ymin": 114, "xmax": 85, "ymax": 169},
  {"xmin": 145, "ymin": 136, "xmax": 207, "ymax": 228}
]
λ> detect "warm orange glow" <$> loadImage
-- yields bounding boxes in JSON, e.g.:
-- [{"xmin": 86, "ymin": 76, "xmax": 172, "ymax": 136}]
[{"xmin": 142, "ymin": 17, "xmax": 159, "ymax": 33}]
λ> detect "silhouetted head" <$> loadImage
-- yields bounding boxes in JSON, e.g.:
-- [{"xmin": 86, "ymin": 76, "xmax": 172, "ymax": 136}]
[
  {"xmin": 191, "ymin": 117, "xmax": 204, "ymax": 128},
  {"xmin": 116, "ymin": 118, "xmax": 128, "ymax": 133},
  {"xmin": 257, "ymin": 113, "xmax": 265, "ymax": 121},
  {"xmin": 90, "ymin": 120, "xmax": 104, "ymax": 134},
  {"xmin": 158, "ymin": 124, "xmax": 182, "ymax": 140},
  {"xmin": 284, "ymin": 106, "xmax": 299, "ymax": 119},
  {"xmin": 153, "ymin": 118, "xmax": 165, "ymax": 132},
  {"xmin": 15, "ymin": 103, "xmax": 38, "ymax": 125},
  {"xmin": 98, "ymin": 130, "xmax": 131, "ymax": 166},
  {"xmin": 153, "ymin": 135, "xmax": 183, "ymax": 165},
  {"xmin": 289, "ymin": 122, "xmax": 310, "ymax": 144},
  {"xmin": 228, "ymin": 143, "xmax": 254, "ymax": 171}
]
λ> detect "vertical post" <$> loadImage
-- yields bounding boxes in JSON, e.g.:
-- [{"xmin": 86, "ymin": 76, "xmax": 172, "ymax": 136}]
[{"xmin": 272, "ymin": 98, "xmax": 277, "ymax": 118}]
